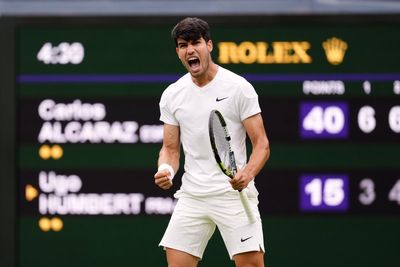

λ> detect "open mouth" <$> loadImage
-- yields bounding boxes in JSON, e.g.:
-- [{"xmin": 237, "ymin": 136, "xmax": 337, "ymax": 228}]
[{"xmin": 187, "ymin": 57, "xmax": 200, "ymax": 71}]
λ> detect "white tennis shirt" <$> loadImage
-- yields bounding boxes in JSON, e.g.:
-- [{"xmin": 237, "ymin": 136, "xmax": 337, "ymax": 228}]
[{"xmin": 159, "ymin": 66, "xmax": 261, "ymax": 197}]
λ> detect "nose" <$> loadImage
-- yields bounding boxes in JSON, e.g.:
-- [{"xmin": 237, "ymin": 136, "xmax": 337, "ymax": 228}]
[{"xmin": 187, "ymin": 44, "xmax": 195, "ymax": 54}]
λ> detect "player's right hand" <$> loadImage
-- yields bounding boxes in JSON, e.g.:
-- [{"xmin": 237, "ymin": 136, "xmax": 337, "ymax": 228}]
[{"xmin": 154, "ymin": 170, "xmax": 173, "ymax": 190}]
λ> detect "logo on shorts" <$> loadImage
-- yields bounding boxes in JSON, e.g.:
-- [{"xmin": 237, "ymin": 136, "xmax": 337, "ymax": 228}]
[{"xmin": 240, "ymin": 236, "xmax": 253, "ymax": 242}]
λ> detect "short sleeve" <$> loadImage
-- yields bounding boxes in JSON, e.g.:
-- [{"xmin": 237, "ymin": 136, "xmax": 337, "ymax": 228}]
[
  {"xmin": 238, "ymin": 81, "xmax": 261, "ymax": 121},
  {"xmin": 159, "ymin": 88, "xmax": 179, "ymax": 126}
]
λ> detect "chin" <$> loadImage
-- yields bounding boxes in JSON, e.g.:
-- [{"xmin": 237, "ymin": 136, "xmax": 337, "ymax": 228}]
[
  {"xmin": 190, "ymin": 72, "xmax": 202, "ymax": 78},
  {"xmin": 190, "ymin": 69, "xmax": 203, "ymax": 77}
]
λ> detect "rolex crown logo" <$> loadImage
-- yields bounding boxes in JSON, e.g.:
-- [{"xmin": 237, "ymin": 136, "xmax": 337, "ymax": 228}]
[{"xmin": 322, "ymin": 37, "xmax": 348, "ymax": 65}]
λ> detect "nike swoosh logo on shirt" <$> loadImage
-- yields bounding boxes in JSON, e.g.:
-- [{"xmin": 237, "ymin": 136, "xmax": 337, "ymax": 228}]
[{"xmin": 216, "ymin": 97, "xmax": 229, "ymax": 102}]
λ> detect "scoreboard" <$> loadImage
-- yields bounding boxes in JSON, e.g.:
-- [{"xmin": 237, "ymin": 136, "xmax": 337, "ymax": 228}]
[{"xmin": 4, "ymin": 15, "xmax": 400, "ymax": 266}]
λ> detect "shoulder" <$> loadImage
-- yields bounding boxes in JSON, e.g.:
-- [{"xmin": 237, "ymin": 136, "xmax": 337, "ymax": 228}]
[
  {"xmin": 218, "ymin": 66, "xmax": 247, "ymax": 84},
  {"xmin": 218, "ymin": 66, "xmax": 257, "ymax": 97},
  {"xmin": 165, "ymin": 73, "xmax": 191, "ymax": 92},
  {"xmin": 161, "ymin": 73, "xmax": 191, "ymax": 99}
]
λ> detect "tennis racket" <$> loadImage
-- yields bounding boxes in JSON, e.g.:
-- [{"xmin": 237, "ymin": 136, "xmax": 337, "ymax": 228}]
[{"xmin": 208, "ymin": 109, "xmax": 256, "ymax": 224}]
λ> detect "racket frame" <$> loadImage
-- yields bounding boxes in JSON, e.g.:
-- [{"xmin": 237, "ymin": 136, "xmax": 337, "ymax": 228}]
[{"xmin": 209, "ymin": 109, "xmax": 256, "ymax": 224}]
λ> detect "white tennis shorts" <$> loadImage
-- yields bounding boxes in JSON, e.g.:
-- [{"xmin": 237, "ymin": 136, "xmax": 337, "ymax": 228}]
[{"xmin": 159, "ymin": 190, "xmax": 265, "ymax": 260}]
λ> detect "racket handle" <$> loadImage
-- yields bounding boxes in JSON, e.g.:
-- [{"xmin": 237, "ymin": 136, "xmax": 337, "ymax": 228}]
[{"xmin": 239, "ymin": 190, "xmax": 257, "ymax": 224}]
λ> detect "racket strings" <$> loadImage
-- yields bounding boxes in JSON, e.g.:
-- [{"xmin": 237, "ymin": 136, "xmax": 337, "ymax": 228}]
[{"xmin": 211, "ymin": 114, "xmax": 233, "ymax": 172}]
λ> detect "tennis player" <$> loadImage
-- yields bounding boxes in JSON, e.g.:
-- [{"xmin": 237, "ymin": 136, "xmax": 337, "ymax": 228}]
[{"xmin": 154, "ymin": 17, "xmax": 270, "ymax": 267}]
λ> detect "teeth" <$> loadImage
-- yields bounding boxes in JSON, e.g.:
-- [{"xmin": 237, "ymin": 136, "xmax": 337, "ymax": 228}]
[{"xmin": 188, "ymin": 57, "xmax": 198, "ymax": 61}]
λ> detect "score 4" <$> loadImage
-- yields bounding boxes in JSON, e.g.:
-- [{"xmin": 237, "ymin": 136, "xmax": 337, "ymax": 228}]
[
  {"xmin": 300, "ymin": 174, "xmax": 349, "ymax": 212},
  {"xmin": 300, "ymin": 102, "xmax": 349, "ymax": 139}
]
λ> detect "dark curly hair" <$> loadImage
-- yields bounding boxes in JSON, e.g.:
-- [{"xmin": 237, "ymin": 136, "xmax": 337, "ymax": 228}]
[{"xmin": 171, "ymin": 17, "xmax": 211, "ymax": 47}]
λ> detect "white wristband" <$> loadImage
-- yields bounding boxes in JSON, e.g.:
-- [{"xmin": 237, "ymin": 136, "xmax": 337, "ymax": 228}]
[{"xmin": 158, "ymin": 163, "xmax": 175, "ymax": 180}]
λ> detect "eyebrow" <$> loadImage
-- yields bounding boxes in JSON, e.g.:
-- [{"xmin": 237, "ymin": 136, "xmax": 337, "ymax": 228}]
[{"xmin": 178, "ymin": 38, "xmax": 202, "ymax": 44}]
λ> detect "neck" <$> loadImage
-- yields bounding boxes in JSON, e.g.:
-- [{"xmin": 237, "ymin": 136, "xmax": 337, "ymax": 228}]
[{"xmin": 192, "ymin": 62, "xmax": 218, "ymax": 87}]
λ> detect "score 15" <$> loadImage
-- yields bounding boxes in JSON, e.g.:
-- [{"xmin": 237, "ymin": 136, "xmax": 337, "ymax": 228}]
[
  {"xmin": 300, "ymin": 102, "xmax": 349, "ymax": 139},
  {"xmin": 300, "ymin": 175, "xmax": 349, "ymax": 212}
]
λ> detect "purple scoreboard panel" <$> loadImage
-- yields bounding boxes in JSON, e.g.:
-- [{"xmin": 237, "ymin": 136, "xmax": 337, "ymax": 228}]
[
  {"xmin": 300, "ymin": 102, "xmax": 349, "ymax": 139},
  {"xmin": 300, "ymin": 174, "xmax": 349, "ymax": 211}
]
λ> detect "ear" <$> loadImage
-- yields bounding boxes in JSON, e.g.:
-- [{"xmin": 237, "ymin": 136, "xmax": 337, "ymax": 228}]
[{"xmin": 207, "ymin": 40, "xmax": 213, "ymax": 52}]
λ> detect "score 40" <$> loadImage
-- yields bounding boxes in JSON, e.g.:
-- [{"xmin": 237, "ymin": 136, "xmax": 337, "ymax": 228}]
[
  {"xmin": 300, "ymin": 102, "xmax": 400, "ymax": 138},
  {"xmin": 300, "ymin": 102, "xmax": 349, "ymax": 138}
]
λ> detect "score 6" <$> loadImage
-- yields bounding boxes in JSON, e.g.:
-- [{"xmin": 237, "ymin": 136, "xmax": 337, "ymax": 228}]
[{"xmin": 300, "ymin": 102, "xmax": 349, "ymax": 139}]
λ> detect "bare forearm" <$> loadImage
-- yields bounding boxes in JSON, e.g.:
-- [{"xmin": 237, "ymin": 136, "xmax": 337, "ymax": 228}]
[
  {"xmin": 158, "ymin": 146, "xmax": 180, "ymax": 173},
  {"xmin": 244, "ymin": 140, "xmax": 270, "ymax": 179},
  {"xmin": 230, "ymin": 140, "xmax": 269, "ymax": 191},
  {"xmin": 154, "ymin": 124, "xmax": 180, "ymax": 190},
  {"xmin": 158, "ymin": 124, "xmax": 181, "ymax": 173},
  {"xmin": 241, "ymin": 113, "xmax": 270, "ymax": 179}
]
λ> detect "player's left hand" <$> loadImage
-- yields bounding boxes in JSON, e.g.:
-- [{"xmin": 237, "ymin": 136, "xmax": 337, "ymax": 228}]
[{"xmin": 230, "ymin": 169, "xmax": 253, "ymax": 191}]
